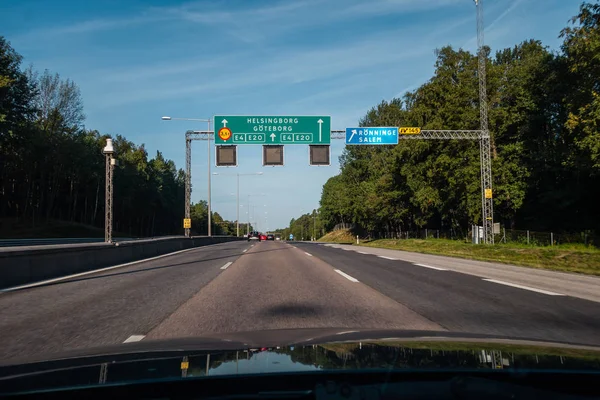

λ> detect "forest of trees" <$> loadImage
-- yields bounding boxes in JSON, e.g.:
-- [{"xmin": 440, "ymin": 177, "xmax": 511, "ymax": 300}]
[
  {"xmin": 0, "ymin": 37, "xmax": 236, "ymax": 238},
  {"xmin": 313, "ymin": 2, "xmax": 599, "ymax": 238}
]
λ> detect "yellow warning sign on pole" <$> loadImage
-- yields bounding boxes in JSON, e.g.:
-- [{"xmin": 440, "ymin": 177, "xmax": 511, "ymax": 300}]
[
  {"xmin": 485, "ymin": 188, "xmax": 492, "ymax": 199},
  {"xmin": 183, "ymin": 218, "xmax": 191, "ymax": 229}
]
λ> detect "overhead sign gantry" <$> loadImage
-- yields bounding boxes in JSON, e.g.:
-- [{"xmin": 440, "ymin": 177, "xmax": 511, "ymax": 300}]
[{"xmin": 214, "ymin": 116, "xmax": 331, "ymax": 145}]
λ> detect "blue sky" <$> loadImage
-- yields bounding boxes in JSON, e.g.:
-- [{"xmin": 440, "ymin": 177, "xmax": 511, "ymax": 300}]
[{"xmin": 1, "ymin": 0, "xmax": 580, "ymax": 231}]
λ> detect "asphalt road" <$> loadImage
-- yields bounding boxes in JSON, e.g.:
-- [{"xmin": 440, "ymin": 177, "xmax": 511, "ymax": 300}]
[{"xmin": 1, "ymin": 240, "xmax": 599, "ymax": 362}]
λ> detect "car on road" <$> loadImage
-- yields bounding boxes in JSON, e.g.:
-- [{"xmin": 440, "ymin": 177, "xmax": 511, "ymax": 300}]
[
  {"xmin": 248, "ymin": 232, "xmax": 261, "ymax": 242},
  {"xmin": 266, "ymin": 234, "xmax": 274, "ymax": 241},
  {"xmin": 260, "ymin": 234, "xmax": 267, "ymax": 241}
]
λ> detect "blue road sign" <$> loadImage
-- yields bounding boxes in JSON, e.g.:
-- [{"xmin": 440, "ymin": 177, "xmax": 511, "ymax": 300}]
[{"xmin": 345, "ymin": 127, "xmax": 399, "ymax": 145}]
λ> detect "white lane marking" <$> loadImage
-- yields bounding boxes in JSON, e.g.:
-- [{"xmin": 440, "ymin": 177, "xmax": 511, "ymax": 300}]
[
  {"xmin": 334, "ymin": 269, "xmax": 359, "ymax": 283},
  {"xmin": 414, "ymin": 263, "xmax": 448, "ymax": 271},
  {"xmin": 220, "ymin": 262, "xmax": 233, "ymax": 270},
  {"xmin": 342, "ymin": 248, "xmax": 353, "ymax": 251},
  {"xmin": 378, "ymin": 256, "xmax": 398, "ymax": 260},
  {"xmin": 336, "ymin": 330, "xmax": 358, "ymax": 335},
  {"xmin": 242, "ymin": 248, "xmax": 248, "ymax": 253},
  {"xmin": 0, "ymin": 244, "xmax": 218, "ymax": 293},
  {"xmin": 304, "ymin": 252, "xmax": 313, "ymax": 257},
  {"xmin": 483, "ymin": 279, "xmax": 565, "ymax": 296},
  {"xmin": 356, "ymin": 251, "xmax": 368, "ymax": 254},
  {"xmin": 123, "ymin": 335, "xmax": 145, "ymax": 343}
]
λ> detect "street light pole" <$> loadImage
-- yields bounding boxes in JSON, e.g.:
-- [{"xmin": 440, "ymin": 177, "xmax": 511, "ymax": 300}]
[
  {"xmin": 213, "ymin": 172, "xmax": 263, "ymax": 237},
  {"xmin": 207, "ymin": 118, "xmax": 212, "ymax": 237},
  {"xmin": 103, "ymin": 139, "xmax": 115, "ymax": 243},
  {"xmin": 313, "ymin": 210, "xmax": 316, "ymax": 241},
  {"xmin": 237, "ymin": 173, "xmax": 240, "ymax": 236}
]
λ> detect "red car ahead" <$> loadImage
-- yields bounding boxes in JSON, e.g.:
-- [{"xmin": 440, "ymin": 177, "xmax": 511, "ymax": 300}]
[{"xmin": 259, "ymin": 234, "xmax": 267, "ymax": 241}]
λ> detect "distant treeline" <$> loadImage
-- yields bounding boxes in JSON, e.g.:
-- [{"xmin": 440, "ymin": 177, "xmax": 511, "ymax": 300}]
[
  {"xmin": 316, "ymin": 2, "xmax": 600, "ymax": 237},
  {"xmin": 0, "ymin": 37, "xmax": 236, "ymax": 237}
]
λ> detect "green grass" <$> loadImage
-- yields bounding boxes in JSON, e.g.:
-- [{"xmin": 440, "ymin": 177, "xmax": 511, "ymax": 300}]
[
  {"xmin": 358, "ymin": 237, "xmax": 600, "ymax": 276},
  {"xmin": 318, "ymin": 229, "xmax": 356, "ymax": 244}
]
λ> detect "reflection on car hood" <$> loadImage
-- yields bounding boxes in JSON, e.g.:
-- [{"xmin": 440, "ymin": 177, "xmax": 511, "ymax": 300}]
[{"xmin": 1, "ymin": 328, "xmax": 599, "ymax": 394}]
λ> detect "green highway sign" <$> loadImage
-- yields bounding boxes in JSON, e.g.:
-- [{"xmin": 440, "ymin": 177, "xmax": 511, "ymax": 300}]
[{"xmin": 214, "ymin": 115, "xmax": 331, "ymax": 145}]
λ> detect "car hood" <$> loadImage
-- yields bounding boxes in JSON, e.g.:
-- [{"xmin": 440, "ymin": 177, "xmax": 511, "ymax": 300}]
[{"xmin": 1, "ymin": 328, "xmax": 600, "ymax": 394}]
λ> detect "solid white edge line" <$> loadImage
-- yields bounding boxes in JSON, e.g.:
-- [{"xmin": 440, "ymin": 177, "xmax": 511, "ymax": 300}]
[
  {"xmin": 242, "ymin": 248, "xmax": 248, "ymax": 253},
  {"xmin": 378, "ymin": 256, "xmax": 398, "ymax": 260},
  {"xmin": 123, "ymin": 335, "xmax": 145, "ymax": 343},
  {"xmin": 304, "ymin": 252, "xmax": 313, "ymax": 257},
  {"xmin": 414, "ymin": 263, "xmax": 448, "ymax": 271},
  {"xmin": 483, "ymin": 279, "xmax": 565, "ymax": 296},
  {"xmin": 356, "ymin": 251, "xmax": 368, "ymax": 254},
  {"xmin": 220, "ymin": 262, "xmax": 233, "ymax": 270},
  {"xmin": 0, "ymin": 244, "xmax": 219, "ymax": 293},
  {"xmin": 334, "ymin": 269, "xmax": 359, "ymax": 283}
]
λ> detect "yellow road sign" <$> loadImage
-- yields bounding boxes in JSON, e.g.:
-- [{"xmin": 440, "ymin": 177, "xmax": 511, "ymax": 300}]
[
  {"xmin": 183, "ymin": 218, "xmax": 191, "ymax": 229},
  {"xmin": 399, "ymin": 127, "xmax": 421, "ymax": 135},
  {"xmin": 485, "ymin": 188, "xmax": 492, "ymax": 199}
]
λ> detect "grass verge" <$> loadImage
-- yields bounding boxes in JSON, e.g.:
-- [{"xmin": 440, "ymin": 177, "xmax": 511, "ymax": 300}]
[
  {"xmin": 358, "ymin": 238, "xmax": 600, "ymax": 276},
  {"xmin": 318, "ymin": 229, "xmax": 355, "ymax": 244}
]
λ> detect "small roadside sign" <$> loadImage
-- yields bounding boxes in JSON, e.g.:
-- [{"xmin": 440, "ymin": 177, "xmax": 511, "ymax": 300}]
[
  {"xmin": 399, "ymin": 127, "xmax": 421, "ymax": 134},
  {"xmin": 183, "ymin": 218, "xmax": 191, "ymax": 229}
]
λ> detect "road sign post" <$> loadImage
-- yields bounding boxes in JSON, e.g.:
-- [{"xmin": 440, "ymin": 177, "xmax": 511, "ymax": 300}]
[{"xmin": 214, "ymin": 116, "xmax": 331, "ymax": 145}]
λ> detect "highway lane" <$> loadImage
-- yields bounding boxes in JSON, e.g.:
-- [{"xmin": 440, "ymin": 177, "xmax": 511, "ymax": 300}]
[
  {"xmin": 0, "ymin": 241, "xmax": 251, "ymax": 361},
  {"xmin": 2, "ymin": 238, "xmax": 598, "ymax": 363},
  {"xmin": 146, "ymin": 241, "xmax": 442, "ymax": 340},
  {"xmin": 294, "ymin": 242, "xmax": 600, "ymax": 346}
]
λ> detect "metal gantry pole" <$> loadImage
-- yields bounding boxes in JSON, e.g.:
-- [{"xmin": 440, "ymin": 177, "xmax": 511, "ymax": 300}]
[
  {"xmin": 185, "ymin": 135, "xmax": 192, "ymax": 238},
  {"xmin": 476, "ymin": 0, "xmax": 494, "ymax": 244}
]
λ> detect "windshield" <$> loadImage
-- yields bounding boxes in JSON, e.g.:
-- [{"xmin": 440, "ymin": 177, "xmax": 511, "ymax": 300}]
[{"xmin": 1, "ymin": 0, "xmax": 599, "ymax": 379}]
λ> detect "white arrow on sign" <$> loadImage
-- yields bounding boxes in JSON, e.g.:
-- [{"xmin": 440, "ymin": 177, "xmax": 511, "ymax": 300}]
[
  {"xmin": 270, "ymin": 133, "xmax": 276, "ymax": 142},
  {"xmin": 317, "ymin": 119, "xmax": 323, "ymax": 142},
  {"xmin": 221, "ymin": 119, "xmax": 228, "ymax": 127},
  {"xmin": 348, "ymin": 129, "xmax": 357, "ymax": 143}
]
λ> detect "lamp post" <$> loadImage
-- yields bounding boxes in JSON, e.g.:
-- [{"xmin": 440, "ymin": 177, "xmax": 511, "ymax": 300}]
[
  {"xmin": 103, "ymin": 138, "xmax": 115, "ymax": 243},
  {"xmin": 213, "ymin": 172, "xmax": 263, "ymax": 237},
  {"xmin": 313, "ymin": 210, "xmax": 317, "ymax": 241},
  {"xmin": 246, "ymin": 194, "xmax": 266, "ymax": 234},
  {"xmin": 161, "ymin": 116, "xmax": 212, "ymax": 236}
]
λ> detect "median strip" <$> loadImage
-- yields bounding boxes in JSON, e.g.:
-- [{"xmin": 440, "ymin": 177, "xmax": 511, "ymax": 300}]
[
  {"xmin": 0, "ymin": 246, "xmax": 202, "ymax": 293},
  {"xmin": 334, "ymin": 269, "xmax": 359, "ymax": 282},
  {"xmin": 482, "ymin": 279, "xmax": 564, "ymax": 296}
]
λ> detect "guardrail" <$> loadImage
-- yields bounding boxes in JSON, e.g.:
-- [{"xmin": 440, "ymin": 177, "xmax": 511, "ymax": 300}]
[{"xmin": 0, "ymin": 236, "xmax": 242, "ymax": 290}]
